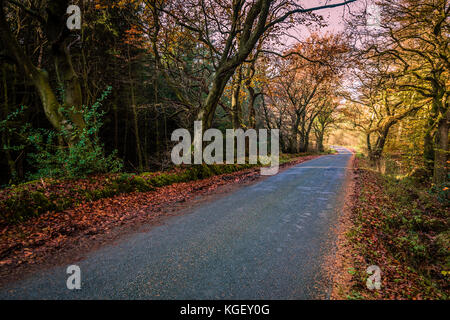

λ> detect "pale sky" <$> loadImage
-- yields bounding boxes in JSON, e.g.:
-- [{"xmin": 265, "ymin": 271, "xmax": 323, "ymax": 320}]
[{"xmin": 285, "ymin": 0, "xmax": 363, "ymax": 43}]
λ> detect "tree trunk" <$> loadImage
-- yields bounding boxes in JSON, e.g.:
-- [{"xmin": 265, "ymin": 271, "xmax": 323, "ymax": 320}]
[
  {"xmin": 289, "ymin": 124, "xmax": 299, "ymax": 153},
  {"xmin": 368, "ymin": 143, "xmax": 383, "ymax": 171},
  {"xmin": 245, "ymin": 57, "xmax": 259, "ymax": 129},
  {"xmin": 316, "ymin": 130, "xmax": 325, "ymax": 152},
  {"xmin": 0, "ymin": 0, "xmax": 86, "ymax": 146},
  {"xmin": 367, "ymin": 133, "xmax": 383, "ymax": 172},
  {"xmin": 195, "ymin": 0, "xmax": 271, "ymax": 129},
  {"xmin": 433, "ymin": 109, "xmax": 449, "ymax": 184},
  {"xmin": 299, "ymin": 126, "xmax": 311, "ymax": 152},
  {"xmin": 197, "ymin": 66, "xmax": 235, "ymax": 129},
  {"xmin": 300, "ymin": 128, "xmax": 313, "ymax": 153},
  {"xmin": 53, "ymin": 40, "xmax": 85, "ymax": 132},
  {"xmin": 369, "ymin": 127, "xmax": 390, "ymax": 172},
  {"xmin": 2, "ymin": 64, "xmax": 16, "ymax": 180},
  {"xmin": 424, "ymin": 130, "xmax": 434, "ymax": 173},
  {"xmin": 299, "ymin": 136, "xmax": 308, "ymax": 153},
  {"xmin": 129, "ymin": 65, "xmax": 143, "ymax": 171},
  {"xmin": 231, "ymin": 66, "xmax": 243, "ymax": 129},
  {"xmin": 248, "ymin": 91, "xmax": 257, "ymax": 129}
]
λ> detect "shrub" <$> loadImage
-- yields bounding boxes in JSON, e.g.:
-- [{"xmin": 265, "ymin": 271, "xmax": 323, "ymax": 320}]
[{"xmin": 5, "ymin": 86, "xmax": 123, "ymax": 181}]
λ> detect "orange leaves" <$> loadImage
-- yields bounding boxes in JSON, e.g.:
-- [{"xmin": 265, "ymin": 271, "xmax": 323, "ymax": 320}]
[
  {"xmin": 124, "ymin": 26, "xmax": 147, "ymax": 48},
  {"xmin": 0, "ymin": 155, "xmax": 318, "ymax": 272}
]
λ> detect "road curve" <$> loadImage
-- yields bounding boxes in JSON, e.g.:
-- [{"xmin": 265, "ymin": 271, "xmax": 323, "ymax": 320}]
[{"xmin": 0, "ymin": 147, "xmax": 353, "ymax": 299}]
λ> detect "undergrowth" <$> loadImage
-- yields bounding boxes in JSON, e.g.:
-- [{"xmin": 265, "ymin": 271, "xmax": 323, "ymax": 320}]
[
  {"xmin": 346, "ymin": 158, "xmax": 449, "ymax": 299},
  {"xmin": 0, "ymin": 163, "xmax": 254, "ymax": 225}
]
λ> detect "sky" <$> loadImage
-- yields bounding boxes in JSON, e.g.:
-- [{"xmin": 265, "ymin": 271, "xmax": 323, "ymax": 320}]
[
  {"xmin": 306, "ymin": 0, "xmax": 356, "ymax": 32},
  {"xmin": 285, "ymin": 0, "xmax": 364, "ymax": 43}
]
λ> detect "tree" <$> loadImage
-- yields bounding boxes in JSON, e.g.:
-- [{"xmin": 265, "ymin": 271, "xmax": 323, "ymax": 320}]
[
  {"xmin": 343, "ymin": 58, "xmax": 426, "ymax": 167},
  {"xmin": 0, "ymin": 0, "xmax": 87, "ymax": 146},
  {"xmin": 153, "ymin": 0, "xmax": 356, "ymax": 129},
  {"xmin": 348, "ymin": 0, "xmax": 449, "ymax": 183},
  {"xmin": 313, "ymin": 96, "xmax": 341, "ymax": 153},
  {"xmin": 264, "ymin": 33, "xmax": 348, "ymax": 152}
]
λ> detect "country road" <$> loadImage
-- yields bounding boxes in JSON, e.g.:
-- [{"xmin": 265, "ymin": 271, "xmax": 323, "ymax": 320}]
[{"xmin": 0, "ymin": 147, "xmax": 353, "ymax": 299}]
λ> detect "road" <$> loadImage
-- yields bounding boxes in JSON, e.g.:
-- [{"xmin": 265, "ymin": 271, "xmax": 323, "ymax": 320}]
[{"xmin": 0, "ymin": 147, "xmax": 352, "ymax": 299}]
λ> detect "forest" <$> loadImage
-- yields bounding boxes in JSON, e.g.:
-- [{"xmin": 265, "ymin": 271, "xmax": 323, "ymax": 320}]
[
  {"xmin": 0, "ymin": 0, "xmax": 448, "ymax": 300},
  {"xmin": 0, "ymin": 0, "xmax": 448, "ymax": 185}
]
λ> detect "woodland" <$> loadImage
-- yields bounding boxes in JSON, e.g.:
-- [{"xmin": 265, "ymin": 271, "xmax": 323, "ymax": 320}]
[
  {"xmin": 0, "ymin": 0, "xmax": 448, "ymax": 299},
  {"xmin": 0, "ymin": 0, "xmax": 447, "ymax": 186}
]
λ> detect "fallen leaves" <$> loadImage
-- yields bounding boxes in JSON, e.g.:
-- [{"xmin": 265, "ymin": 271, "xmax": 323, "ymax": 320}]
[
  {"xmin": 0, "ymin": 155, "xmax": 320, "ymax": 275},
  {"xmin": 335, "ymin": 158, "xmax": 449, "ymax": 300}
]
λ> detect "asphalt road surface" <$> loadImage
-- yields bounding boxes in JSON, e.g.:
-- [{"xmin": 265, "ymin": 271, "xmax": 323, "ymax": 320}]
[{"xmin": 0, "ymin": 147, "xmax": 353, "ymax": 299}]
